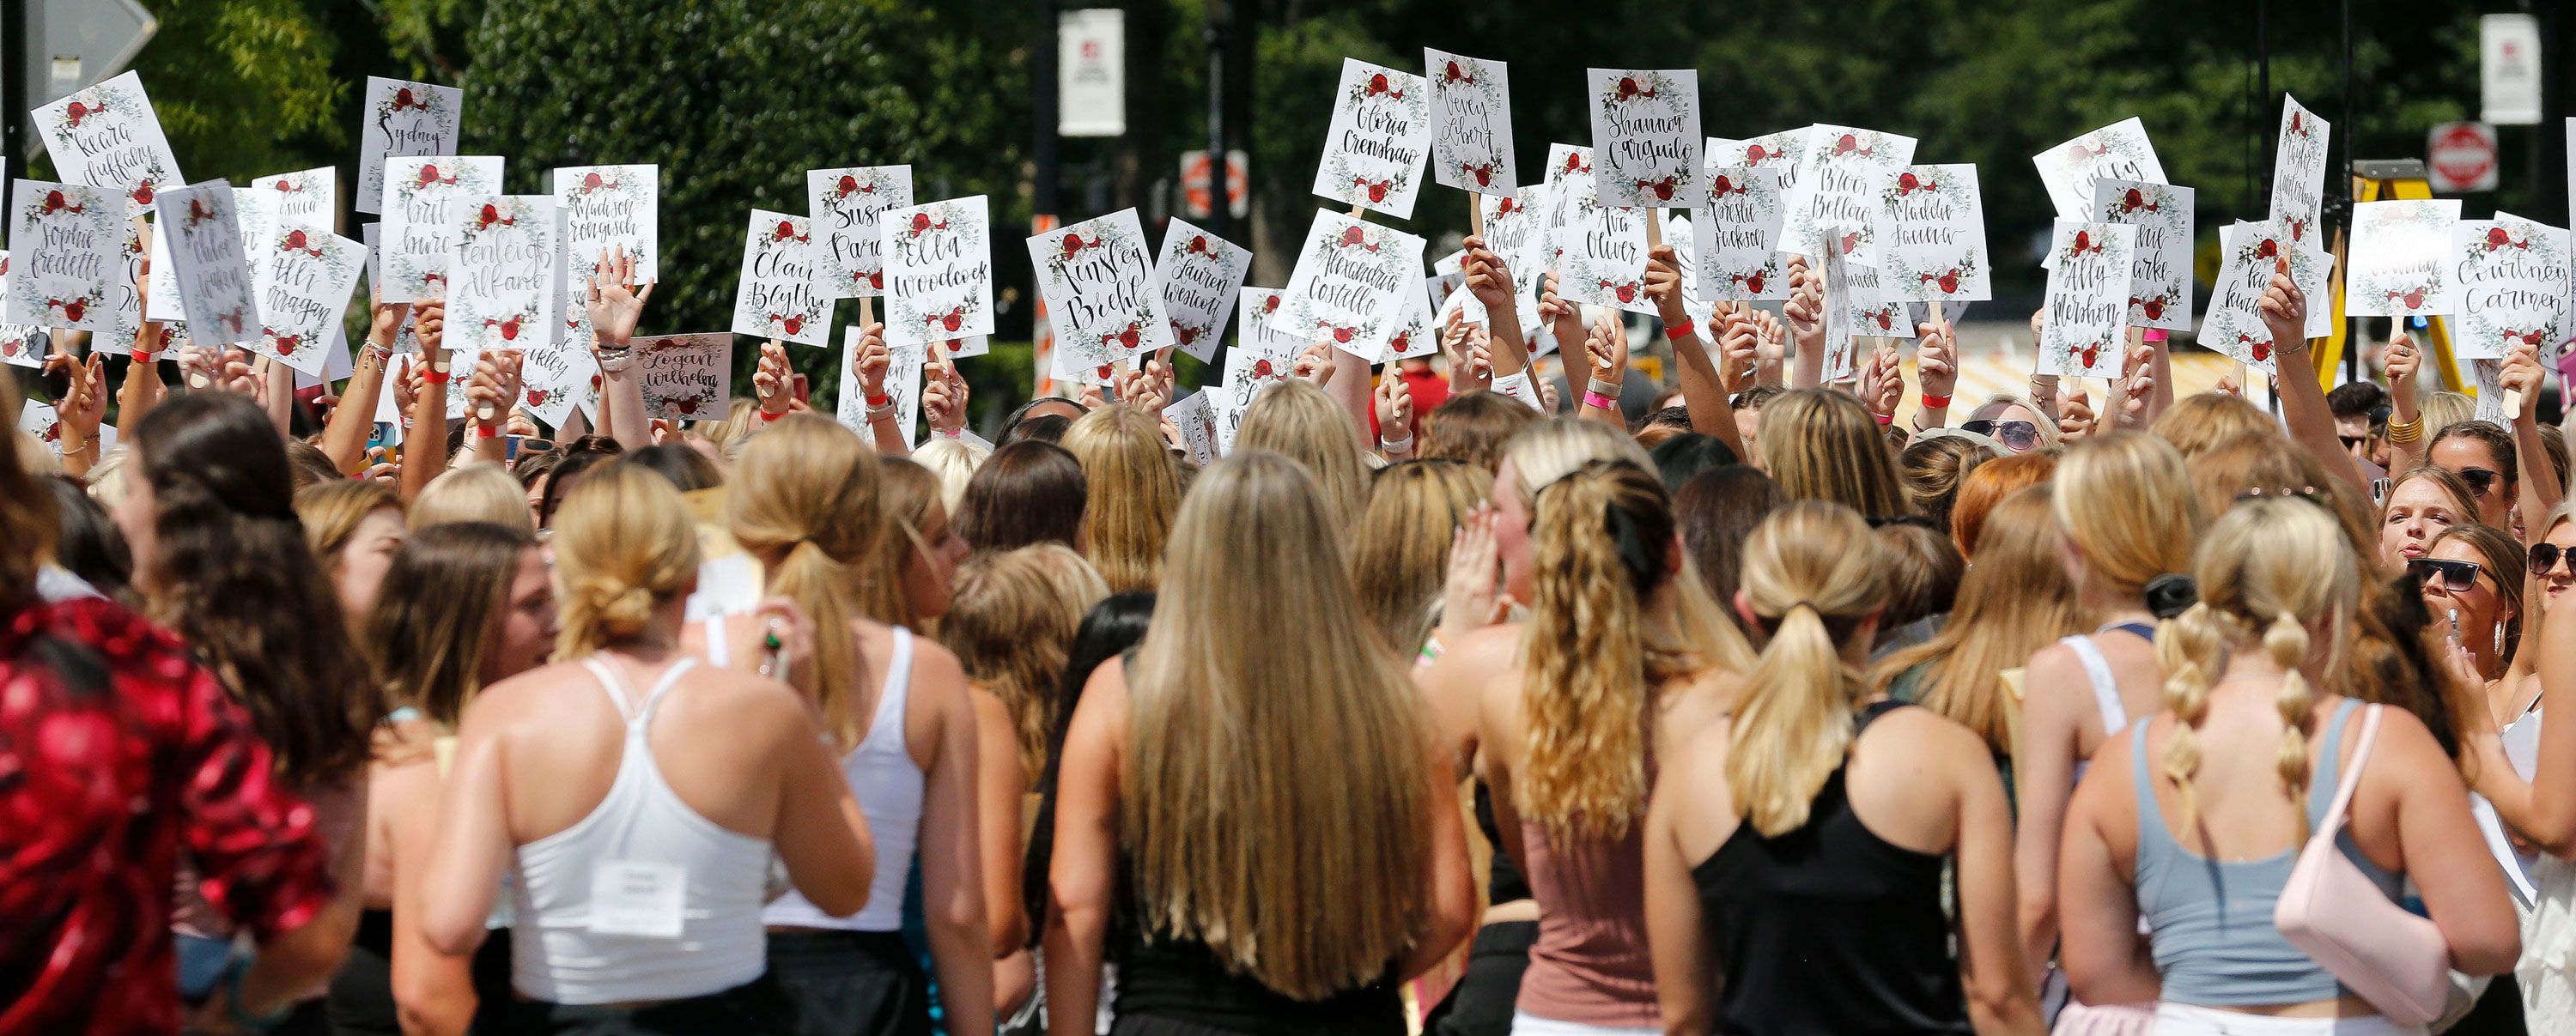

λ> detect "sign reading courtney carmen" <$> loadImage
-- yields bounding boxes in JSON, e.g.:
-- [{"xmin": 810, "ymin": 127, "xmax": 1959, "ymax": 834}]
[
  {"xmin": 1780, "ymin": 124, "xmax": 1917, "ymax": 264},
  {"xmin": 357, "ymin": 78, "xmax": 464, "ymax": 216},
  {"xmin": 1281, "ymin": 209, "xmax": 1427, "ymax": 359},
  {"xmin": 9, "ymin": 181, "xmax": 121, "ymax": 333},
  {"xmin": 1588, "ymin": 69, "xmax": 1703, "ymax": 208},
  {"xmin": 2038, "ymin": 219, "xmax": 2136, "ymax": 379},
  {"xmin": 1152, "ymin": 217, "xmax": 1251, "ymax": 363},
  {"xmin": 35, "ymin": 71, "xmax": 182, "ymax": 214},
  {"xmin": 153, "ymin": 181, "xmax": 258, "ymax": 345},
  {"xmin": 807, "ymin": 166, "xmax": 911, "ymax": 298},
  {"xmin": 1028, "ymin": 209, "xmax": 1171, "ymax": 368},
  {"xmin": 2450, "ymin": 218, "xmax": 2572, "ymax": 360},
  {"xmin": 880, "ymin": 196, "xmax": 995, "ymax": 348},
  {"xmin": 2091, "ymin": 179, "xmax": 2195, "ymax": 330},
  {"xmin": 246, "ymin": 225, "xmax": 363, "ymax": 376},
  {"xmin": 1425, "ymin": 50, "xmax": 1516, "ymax": 197},
  {"xmin": 1873, "ymin": 164, "xmax": 1991, "ymax": 304},
  {"xmin": 554, "ymin": 165, "xmax": 659, "ymax": 282},
  {"xmin": 1312, "ymin": 59, "xmax": 1434, "ymax": 219},
  {"xmin": 732, "ymin": 209, "xmax": 829, "ymax": 347},
  {"xmin": 379, "ymin": 155, "xmax": 502, "ymax": 304},
  {"xmin": 447, "ymin": 196, "xmax": 561, "ymax": 354}
]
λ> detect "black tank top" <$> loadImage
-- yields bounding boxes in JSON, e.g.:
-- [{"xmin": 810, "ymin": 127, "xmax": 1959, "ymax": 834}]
[
  {"xmin": 1473, "ymin": 781, "xmax": 1533, "ymax": 904},
  {"xmin": 1110, "ymin": 867, "xmax": 1406, "ymax": 1035},
  {"xmin": 1692, "ymin": 701, "xmax": 1971, "ymax": 1036}
]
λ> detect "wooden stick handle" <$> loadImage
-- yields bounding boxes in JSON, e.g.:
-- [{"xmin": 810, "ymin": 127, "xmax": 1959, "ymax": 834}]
[
  {"xmin": 859, "ymin": 297, "xmax": 875, "ymax": 325},
  {"xmin": 1469, "ymin": 196, "xmax": 1485, "ymax": 239}
]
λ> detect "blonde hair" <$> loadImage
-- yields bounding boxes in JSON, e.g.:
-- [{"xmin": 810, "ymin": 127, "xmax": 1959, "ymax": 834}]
[
  {"xmin": 1351, "ymin": 459, "xmax": 1493, "ymax": 655},
  {"xmin": 1757, "ymin": 390, "xmax": 1911, "ymax": 516},
  {"xmin": 730, "ymin": 415, "xmax": 883, "ymax": 747},
  {"xmin": 1518, "ymin": 458, "xmax": 1714, "ymax": 841},
  {"xmin": 857, "ymin": 457, "xmax": 943, "ymax": 629},
  {"xmin": 551, "ymin": 461, "xmax": 701, "ymax": 658},
  {"xmin": 1870, "ymin": 487, "xmax": 2086, "ymax": 753},
  {"xmin": 412, "ymin": 463, "xmax": 536, "ymax": 533},
  {"xmin": 2421, "ymin": 391, "xmax": 2476, "ymax": 438},
  {"xmin": 937, "ymin": 544, "xmax": 1107, "ymax": 782},
  {"xmin": 2052, "ymin": 432, "xmax": 2198, "ymax": 602},
  {"xmin": 1125, "ymin": 451, "xmax": 1431, "ymax": 999},
  {"xmin": 84, "ymin": 445, "xmax": 131, "ymax": 508},
  {"xmin": 1730, "ymin": 502, "xmax": 1888, "ymax": 835},
  {"xmin": 2154, "ymin": 497, "xmax": 2357, "ymax": 830},
  {"xmin": 694, "ymin": 398, "xmax": 762, "ymax": 462},
  {"xmin": 1966, "ymin": 394, "xmax": 2064, "ymax": 448},
  {"xmin": 1061, "ymin": 405, "xmax": 1179, "ymax": 592},
  {"xmin": 295, "ymin": 480, "xmax": 403, "ymax": 584},
  {"xmin": 2149, "ymin": 392, "xmax": 2275, "ymax": 460},
  {"xmin": 1238, "ymin": 380, "xmax": 1370, "ymax": 524},
  {"xmin": 913, "ymin": 436, "xmax": 991, "ymax": 517}
]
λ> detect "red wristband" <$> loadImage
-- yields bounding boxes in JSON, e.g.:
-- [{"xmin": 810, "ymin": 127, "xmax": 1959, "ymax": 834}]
[
  {"xmin": 475, "ymin": 424, "xmax": 501, "ymax": 439},
  {"xmin": 1920, "ymin": 393, "xmax": 1953, "ymax": 409},
  {"xmin": 865, "ymin": 392, "xmax": 890, "ymax": 407},
  {"xmin": 759, "ymin": 408, "xmax": 785, "ymax": 422},
  {"xmin": 133, "ymin": 351, "xmax": 156, "ymax": 365},
  {"xmin": 1874, "ymin": 410, "xmax": 1895, "ymax": 426},
  {"xmin": 1666, "ymin": 317, "xmax": 1695, "ymax": 341},
  {"xmin": 423, "ymin": 370, "xmax": 450, "ymax": 385}
]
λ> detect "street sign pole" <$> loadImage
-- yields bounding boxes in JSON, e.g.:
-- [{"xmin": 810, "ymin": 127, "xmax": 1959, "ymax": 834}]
[
  {"xmin": 1203, "ymin": 0, "xmax": 1227, "ymax": 242},
  {"xmin": 3, "ymin": 0, "xmax": 24, "ymax": 178}
]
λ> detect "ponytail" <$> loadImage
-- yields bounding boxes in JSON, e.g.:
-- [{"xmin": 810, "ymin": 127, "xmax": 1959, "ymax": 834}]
[
  {"xmin": 1728, "ymin": 502, "xmax": 1886, "ymax": 837},
  {"xmin": 729, "ymin": 415, "xmax": 886, "ymax": 748},
  {"xmin": 767, "ymin": 537, "xmax": 873, "ymax": 746}
]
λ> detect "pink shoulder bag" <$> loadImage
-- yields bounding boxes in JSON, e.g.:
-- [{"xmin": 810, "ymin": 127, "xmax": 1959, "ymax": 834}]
[{"xmin": 2273, "ymin": 704, "xmax": 2450, "ymax": 1027}]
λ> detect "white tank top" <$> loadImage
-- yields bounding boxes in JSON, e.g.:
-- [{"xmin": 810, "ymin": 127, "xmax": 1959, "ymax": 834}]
[
  {"xmin": 2061, "ymin": 632, "xmax": 2133, "ymax": 787},
  {"xmin": 761, "ymin": 626, "xmax": 923, "ymax": 932},
  {"xmin": 507, "ymin": 657, "xmax": 773, "ymax": 1004}
]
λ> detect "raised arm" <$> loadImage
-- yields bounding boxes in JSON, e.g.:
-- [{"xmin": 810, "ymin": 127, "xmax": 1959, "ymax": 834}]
[
  {"xmin": 320, "ymin": 305, "xmax": 408, "ymax": 474},
  {"xmin": 2258, "ymin": 257, "xmax": 2366, "ymax": 492},
  {"xmin": 1783, "ymin": 256, "xmax": 1825, "ymax": 390},
  {"xmin": 398, "ymin": 301, "xmax": 451, "ymax": 503},
  {"xmin": 2386, "ymin": 327, "xmax": 2427, "ymax": 472},
  {"xmin": 463, "ymin": 350, "xmax": 524, "ymax": 467},
  {"xmin": 47, "ymin": 353, "xmax": 106, "ymax": 479},
  {"xmin": 1576, "ymin": 312, "xmax": 1630, "ymax": 433},
  {"xmin": 1911, "ymin": 317, "xmax": 1958, "ymax": 433},
  {"xmin": 913, "ymin": 651, "xmax": 995, "ymax": 1036},
  {"xmin": 2501, "ymin": 340, "xmax": 2561, "ymax": 520},
  {"xmin": 585, "ymin": 247, "xmax": 655, "ymax": 451},
  {"xmin": 1460, "ymin": 236, "xmax": 1528, "ymax": 379},
  {"xmin": 1646, "ymin": 245, "xmax": 1742, "ymax": 453}
]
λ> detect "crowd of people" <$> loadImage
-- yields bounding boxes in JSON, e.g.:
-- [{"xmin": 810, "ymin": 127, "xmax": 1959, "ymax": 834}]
[{"xmin": 6, "ymin": 198, "xmax": 2576, "ymax": 1036}]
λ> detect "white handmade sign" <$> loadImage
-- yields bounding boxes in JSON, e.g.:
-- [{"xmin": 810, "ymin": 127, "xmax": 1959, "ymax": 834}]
[
  {"xmin": 35, "ymin": 71, "xmax": 182, "ymax": 213},
  {"xmin": 554, "ymin": 165, "xmax": 659, "ymax": 282},
  {"xmin": 1425, "ymin": 50, "xmax": 1516, "ymax": 197},
  {"xmin": 1312, "ymin": 59, "xmax": 1434, "ymax": 219},
  {"xmin": 732, "ymin": 210, "xmax": 829, "ymax": 346},
  {"xmin": 1027, "ymin": 209, "xmax": 1170, "ymax": 368},
  {"xmin": 2032, "ymin": 118, "xmax": 2166, "ymax": 220},
  {"xmin": 2348, "ymin": 199, "xmax": 2462, "ymax": 317},
  {"xmin": 9, "ymin": 181, "xmax": 122, "ymax": 332},
  {"xmin": 631, "ymin": 333, "xmax": 732, "ymax": 421},
  {"xmin": 356, "ymin": 78, "xmax": 464, "ymax": 216},
  {"xmin": 1280, "ymin": 210, "xmax": 1427, "ymax": 358},
  {"xmin": 251, "ymin": 168, "xmax": 336, "ymax": 230},
  {"xmin": 154, "ymin": 182, "xmax": 258, "ymax": 345},
  {"xmin": 1545, "ymin": 146, "xmax": 1652, "ymax": 315},
  {"xmin": 1153, "ymin": 217, "xmax": 1251, "ymax": 363},
  {"xmin": 1588, "ymin": 69, "xmax": 1702, "ymax": 208},
  {"xmin": 807, "ymin": 166, "xmax": 911, "ymax": 298},
  {"xmin": 2450, "ymin": 218, "xmax": 2572, "ymax": 360},
  {"xmin": 1695, "ymin": 157, "xmax": 1788, "ymax": 301},
  {"xmin": 1224, "ymin": 288, "xmax": 1303, "ymax": 391},
  {"xmin": 1781, "ymin": 124, "xmax": 1917, "ymax": 263},
  {"xmin": 2037, "ymin": 220, "xmax": 2137, "ymax": 379},
  {"xmin": 379, "ymin": 155, "xmax": 502, "ymax": 304},
  {"xmin": 881, "ymin": 195, "xmax": 995, "ymax": 348},
  {"xmin": 447, "ymin": 196, "xmax": 561, "ymax": 354},
  {"xmin": 1874, "ymin": 164, "xmax": 1990, "ymax": 304},
  {"xmin": 248, "ymin": 225, "xmax": 364, "ymax": 376},
  {"xmin": 2091, "ymin": 179, "xmax": 2195, "ymax": 330},
  {"xmin": 2269, "ymin": 97, "xmax": 2330, "ymax": 245}
]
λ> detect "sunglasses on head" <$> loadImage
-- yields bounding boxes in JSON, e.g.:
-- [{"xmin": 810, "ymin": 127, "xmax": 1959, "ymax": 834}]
[
  {"xmin": 2533, "ymin": 542, "xmax": 2573, "ymax": 576},
  {"xmin": 1865, "ymin": 514, "xmax": 1937, "ymax": 530},
  {"xmin": 2236, "ymin": 485, "xmax": 2331, "ymax": 509},
  {"xmin": 1960, "ymin": 419, "xmax": 2039, "ymax": 451},
  {"xmin": 2409, "ymin": 557, "xmax": 2484, "ymax": 594},
  {"xmin": 2457, "ymin": 467, "xmax": 2502, "ymax": 496}
]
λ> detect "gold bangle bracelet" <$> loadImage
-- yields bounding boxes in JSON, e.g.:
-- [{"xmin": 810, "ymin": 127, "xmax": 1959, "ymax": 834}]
[{"xmin": 2387, "ymin": 416, "xmax": 2425, "ymax": 445}]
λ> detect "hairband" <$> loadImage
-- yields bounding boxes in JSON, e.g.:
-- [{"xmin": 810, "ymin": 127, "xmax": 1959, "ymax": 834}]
[{"xmin": 2144, "ymin": 573, "xmax": 2198, "ymax": 620}]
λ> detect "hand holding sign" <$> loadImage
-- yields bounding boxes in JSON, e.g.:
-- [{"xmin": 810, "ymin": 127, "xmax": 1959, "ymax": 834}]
[{"xmin": 586, "ymin": 246, "xmax": 654, "ymax": 349}]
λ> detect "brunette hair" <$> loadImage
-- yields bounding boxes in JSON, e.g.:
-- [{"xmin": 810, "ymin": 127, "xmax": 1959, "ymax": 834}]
[
  {"xmin": 366, "ymin": 521, "xmax": 540, "ymax": 728},
  {"xmin": 1898, "ymin": 434, "xmax": 1992, "ymax": 532},
  {"xmin": 937, "ymin": 544, "xmax": 1108, "ymax": 782},
  {"xmin": 957, "ymin": 440, "xmax": 1089, "ymax": 552},
  {"xmin": 1676, "ymin": 465, "xmax": 1788, "ymax": 628}
]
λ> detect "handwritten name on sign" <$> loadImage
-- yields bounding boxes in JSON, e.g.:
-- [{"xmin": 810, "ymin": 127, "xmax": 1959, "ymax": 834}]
[
  {"xmin": 2202, "ymin": 220, "xmax": 2323, "ymax": 374},
  {"xmin": 519, "ymin": 333, "xmax": 598, "ymax": 430},
  {"xmin": 1479, "ymin": 185, "xmax": 1547, "ymax": 330},
  {"xmin": 2348, "ymin": 199, "xmax": 2463, "ymax": 318},
  {"xmin": 1028, "ymin": 208, "xmax": 1172, "ymax": 368},
  {"xmin": 807, "ymin": 166, "xmax": 911, "ymax": 299},
  {"xmin": 2269, "ymin": 96, "xmax": 2331, "ymax": 246},
  {"xmin": 36, "ymin": 71, "xmax": 182, "ymax": 214},
  {"xmin": 1694, "ymin": 156, "xmax": 1787, "ymax": 302},
  {"xmin": 881, "ymin": 195, "xmax": 995, "ymax": 348},
  {"xmin": 1873, "ymin": 164, "xmax": 1991, "ymax": 305},
  {"xmin": 252, "ymin": 168, "xmax": 336, "ymax": 231},
  {"xmin": 1544, "ymin": 146, "xmax": 1652, "ymax": 316},
  {"xmin": 2038, "ymin": 220, "xmax": 2136, "ymax": 379},
  {"xmin": 2032, "ymin": 117, "xmax": 2166, "ymax": 221},
  {"xmin": 1425, "ymin": 50, "xmax": 1516, "ymax": 197},
  {"xmin": 1313, "ymin": 59, "xmax": 1434, "ymax": 219},
  {"xmin": 154, "ymin": 181, "xmax": 259, "ymax": 345},
  {"xmin": 447, "ymin": 196, "xmax": 562, "ymax": 355},
  {"xmin": 2090, "ymin": 179, "xmax": 2194, "ymax": 330},
  {"xmin": 247, "ymin": 225, "xmax": 364, "ymax": 376},
  {"xmin": 1588, "ymin": 69, "xmax": 1703, "ymax": 208},
  {"xmin": 1781, "ymin": 124, "xmax": 1917, "ymax": 264},
  {"xmin": 380, "ymin": 155, "xmax": 503, "ymax": 304},
  {"xmin": 732, "ymin": 210, "xmax": 829, "ymax": 347},
  {"xmin": 1281, "ymin": 209, "xmax": 1427, "ymax": 359},
  {"xmin": 630, "ymin": 333, "xmax": 732, "ymax": 421},
  {"xmin": 357, "ymin": 78, "xmax": 464, "ymax": 215},
  {"xmin": 2450, "ymin": 218, "xmax": 2573, "ymax": 360},
  {"xmin": 9, "ymin": 181, "xmax": 122, "ymax": 332},
  {"xmin": 554, "ymin": 165, "xmax": 659, "ymax": 283},
  {"xmin": 1716, "ymin": 130, "xmax": 1808, "ymax": 197},
  {"xmin": 1820, "ymin": 228, "xmax": 1861, "ymax": 383},
  {"xmin": 1224, "ymin": 288, "xmax": 1303, "ymax": 391},
  {"xmin": 1153, "ymin": 217, "xmax": 1252, "ymax": 363}
]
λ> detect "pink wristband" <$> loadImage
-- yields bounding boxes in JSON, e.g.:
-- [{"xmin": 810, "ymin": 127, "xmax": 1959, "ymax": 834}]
[
  {"xmin": 2143, "ymin": 329, "xmax": 2169, "ymax": 342},
  {"xmin": 1583, "ymin": 391, "xmax": 1618, "ymax": 411},
  {"xmin": 1873, "ymin": 410, "xmax": 1895, "ymax": 426}
]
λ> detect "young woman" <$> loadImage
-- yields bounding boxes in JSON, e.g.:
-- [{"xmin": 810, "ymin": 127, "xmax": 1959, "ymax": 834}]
[
  {"xmin": 1872, "ymin": 485, "xmax": 2088, "ymax": 785},
  {"xmin": 1420, "ymin": 419, "xmax": 1751, "ymax": 1036},
  {"xmin": 1959, "ymin": 394, "xmax": 2063, "ymax": 455},
  {"xmin": 858, "ymin": 456, "xmax": 975, "ymax": 631},
  {"xmin": 1674, "ymin": 465, "xmax": 1788, "ymax": 634},
  {"xmin": 1948, "ymin": 451, "xmax": 2058, "ymax": 561},
  {"xmin": 417, "ymin": 462, "xmax": 876, "ymax": 1031},
  {"xmin": 694, "ymin": 416, "xmax": 994, "ymax": 1034},
  {"xmin": 295, "ymin": 480, "xmax": 405, "ymax": 625},
  {"xmin": 1899, "ymin": 433, "xmax": 1996, "ymax": 532},
  {"xmin": 1060, "ymin": 405, "xmax": 1180, "ymax": 592},
  {"xmin": 1419, "ymin": 390, "xmax": 1544, "ymax": 473},
  {"xmin": 2378, "ymin": 466, "xmax": 2479, "ymax": 572},
  {"xmin": 2427, "ymin": 421, "xmax": 2519, "ymax": 530},
  {"xmin": 2015, "ymin": 432, "xmax": 2199, "ymax": 1008},
  {"xmin": 957, "ymin": 440, "xmax": 1090, "ymax": 554},
  {"xmin": 1755, "ymin": 389, "xmax": 1911, "ymax": 516},
  {"xmin": 1350, "ymin": 458, "xmax": 1493, "ymax": 657},
  {"xmin": 411, "ymin": 463, "xmax": 538, "ymax": 533},
  {"xmin": 1646, "ymin": 501, "xmax": 2042, "ymax": 1035},
  {"xmin": 2057, "ymin": 497, "xmax": 2520, "ymax": 1033},
  {"xmin": 2419, "ymin": 524, "xmax": 2525, "ymax": 698},
  {"xmin": 331, "ymin": 522, "xmax": 554, "ymax": 1035},
  {"xmin": 1046, "ymin": 451, "xmax": 1474, "ymax": 1035},
  {"xmin": 113, "ymin": 392, "xmax": 383, "ymax": 1013},
  {"xmin": 1238, "ymin": 379, "xmax": 1371, "ymax": 524}
]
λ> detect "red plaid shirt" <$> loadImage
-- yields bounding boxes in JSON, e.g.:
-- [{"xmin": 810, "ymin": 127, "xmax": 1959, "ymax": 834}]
[{"xmin": 0, "ymin": 597, "xmax": 335, "ymax": 1034}]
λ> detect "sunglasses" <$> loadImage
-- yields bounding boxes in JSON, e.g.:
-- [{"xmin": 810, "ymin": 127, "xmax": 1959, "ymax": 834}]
[
  {"xmin": 1961, "ymin": 419, "xmax": 2040, "ymax": 452},
  {"xmin": 2533, "ymin": 542, "xmax": 2573, "ymax": 576},
  {"xmin": 2457, "ymin": 467, "xmax": 2502, "ymax": 497},
  {"xmin": 2409, "ymin": 557, "xmax": 2484, "ymax": 594},
  {"xmin": 1865, "ymin": 514, "xmax": 1938, "ymax": 530},
  {"xmin": 2338, "ymin": 434, "xmax": 2372, "ymax": 452}
]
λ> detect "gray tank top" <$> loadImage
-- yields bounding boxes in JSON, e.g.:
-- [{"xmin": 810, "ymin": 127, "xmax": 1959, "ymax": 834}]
[{"xmin": 2131, "ymin": 698, "xmax": 2404, "ymax": 1007}]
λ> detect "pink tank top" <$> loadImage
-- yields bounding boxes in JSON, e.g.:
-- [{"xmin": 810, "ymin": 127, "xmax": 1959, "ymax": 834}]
[{"xmin": 1515, "ymin": 820, "xmax": 1659, "ymax": 1026}]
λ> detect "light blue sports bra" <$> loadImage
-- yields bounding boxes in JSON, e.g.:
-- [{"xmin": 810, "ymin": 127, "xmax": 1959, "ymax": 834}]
[{"xmin": 2131, "ymin": 698, "xmax": 2404, "ymax": 1007}]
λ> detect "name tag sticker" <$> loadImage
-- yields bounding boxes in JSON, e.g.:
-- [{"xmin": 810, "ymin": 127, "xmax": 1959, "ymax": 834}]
[{"xmin": 588, "ymin": 859, "xmax": 686, "ymax": 938}]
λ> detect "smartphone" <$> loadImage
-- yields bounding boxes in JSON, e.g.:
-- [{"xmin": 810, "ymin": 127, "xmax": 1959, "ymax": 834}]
[
  {"xmin": 504, "ymin": 436, "xmax": 556, "ymax": 462},
  {"xmin": 367, "ymin": 421, "xmax": 394, "ymax": 452}
]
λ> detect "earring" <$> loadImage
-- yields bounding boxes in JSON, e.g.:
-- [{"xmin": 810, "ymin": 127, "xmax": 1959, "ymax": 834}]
[{"xmin": 2495, "ymin": 621, "xmax": 2508, "ymax": 659}]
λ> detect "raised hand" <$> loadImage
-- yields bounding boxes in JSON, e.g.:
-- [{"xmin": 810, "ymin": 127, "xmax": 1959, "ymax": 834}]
[
  {"xmin": 2115, "ymin": 343, "xmax": 2156, "ymax": 428},
  {"xmin": 414, "ymin": 300, "xmax": 448, "ymax": 355},
  {"xmin": 921, "ymin": 350, "xmax": 969, "ymax": 433},
  {"xmin": 754, "ymin": 340, "xmax": 794, "ymax": 416},
  {"xmin": 2257, "ymin": 255, "xmax": 2307, "ymax": 353},
  {"xmin": 1865, "ymin": 346, "xmax": 1902, "ymax": 420},
  {"xmin": 1537, "ymin": 270, "xmax": 1584, "ymax": 351},
  {"xmin": 466, "ymin": 349, "xmax": 525, "ymax": 424},
  {"xmin": 1716, "ymin": 310, "xmax": 1760, "ymax": 391},
  {"xmin": 2385, "ymin": 330, "xmax": 2421, "ymax": 387},
  {"xmin": 1461, "ymin": 234, "xmax": 1516, "ymax": 312},
  {"xmin": 1291, "ymin": 342, "xmax": 1336, "ymax": 385},
  {"xmin": 586, "ymin": 246, "xmax": 654, "ymax": 348},
  {"xmin": 1915, "ymin": 318, "xmax": 1959, "ymax": 404},
  {"xmin": 851, "ymin": 324, "xmax": 890, "ymax": 400},
  {"xmin": 1643, "ymin": 245, "xmax": 1686, "ymax": 320},
  {"xmin": 2502, "ymin": 336, "xmax": 2544, "ymax": 416},
  {"xmin": 45, "ymin": 353, "xmax": 106, "ymax": 440},
  {"xmin": 1584, "ymin": 312, "xmax": 1631, "ymax": 385},
  {"xmin": 2058, "ymin": 385, "xmax": 2099, "ymax": 441},
  {"xmin": 1439, "ymin": 505, "xmax": 1516, "ymax": 639},
  {"xmin": 1375, "ymin": 372, "xmax": 1414, "ymax": 445},
  {"xmin": 1782, "ymin": 255, "xmax": 1824, "ymax": 354}
]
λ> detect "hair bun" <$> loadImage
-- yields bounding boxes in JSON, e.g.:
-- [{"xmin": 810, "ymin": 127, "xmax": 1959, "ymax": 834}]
[{"xmin": 598, "ymin": 585, "xmax": 657, "ymax": 636}]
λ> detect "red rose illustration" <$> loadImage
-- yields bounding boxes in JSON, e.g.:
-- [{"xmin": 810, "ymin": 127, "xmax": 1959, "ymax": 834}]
[
  {"xmin": 2488, "ymin": 227, "xmax": 2512, "ymax": 250},
  {"xmin": 1252, "ymin": 358, "xmax": 1275, "ymax": 379},
  {"xmin": 1188, "ymin": 235, "xmax": 1208, "ymax": 254},
  {"xmin": 65, "ymin": 101, "xmax": 91, "ymax": 126},
  {"xmin": 1262, "ymin": 295, "xmax": 1281, "ymax": 314},
  {"xmin": 1745, "ymin": 144, "xmax": 1770, "ymax": 165},
  {"xmin": 526, "ymin": 389, "xmax": 552, "ymax": 408},
  {"xmin": 393, "ymin": 87, "xmax": 418, "ymax": 110},
  {"xmin": 1897, "ymin": 172, "xmax": 1921, "ymax": 194},
  {"xmin": 2255, "ymin": 238, "xmax": 2278, "ymax": 259},
  {"xmin": 1340, "ymin": 226, "xmax": 1368, "ymax": 248},
  {"xmin": 131, "ymin": 182, "xmax": 155, "ymax": 207}
]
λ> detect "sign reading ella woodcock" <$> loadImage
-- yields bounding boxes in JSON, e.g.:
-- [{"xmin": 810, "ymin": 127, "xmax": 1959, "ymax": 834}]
[
  {"xmin": 1312, "ymin": 59, "xmax": 1433, "ymax": 219},
  {"xmin": 880, "ymin": 196, "xmax": 995, "ymax": 348}
]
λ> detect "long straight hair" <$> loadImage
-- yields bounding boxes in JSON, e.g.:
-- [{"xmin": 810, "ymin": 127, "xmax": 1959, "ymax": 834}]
[
  {"xmin": 730, "ymin": 415, "xmax": 881, "ymax": 747},
  {"xmin": 1350, "ymin": 459, "xmax": 1492, "ymax": 656},
  {"xmin": 1062, "ymin": 404, "xmax": 1179, "ymax": 592},
  {"xmin": 135, "ymin": 392, "xmax": 383, "ymax": 787},
  {"xmin": 1729, "ymin": 502, "xmax": 1888, "ymax": 835},
  {"xmin": 1758, "ymin": 389, "xmax": 1912, "ymax": 517},
  {"xmin": 856, "ymin": 457, "xmax": 942, "ymax": 630},
  {"xmin": 1125, "ymin": 451, "xmax": 1431, "ymax": 1000},
  {"xmin": 1238, "ymin": 379, "xmax": 1370, "ymax": 525},
  {"xmin": 2053, "ymin": 432, "xmax": 2199, "ymax": 602},
  {"xmin": 366, "ymin": 521, "xmax": 539, "ymax": 729},
  {"xmin": 1869, "ymin": 487, "xmax": 2087, "ymax": 753}
]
